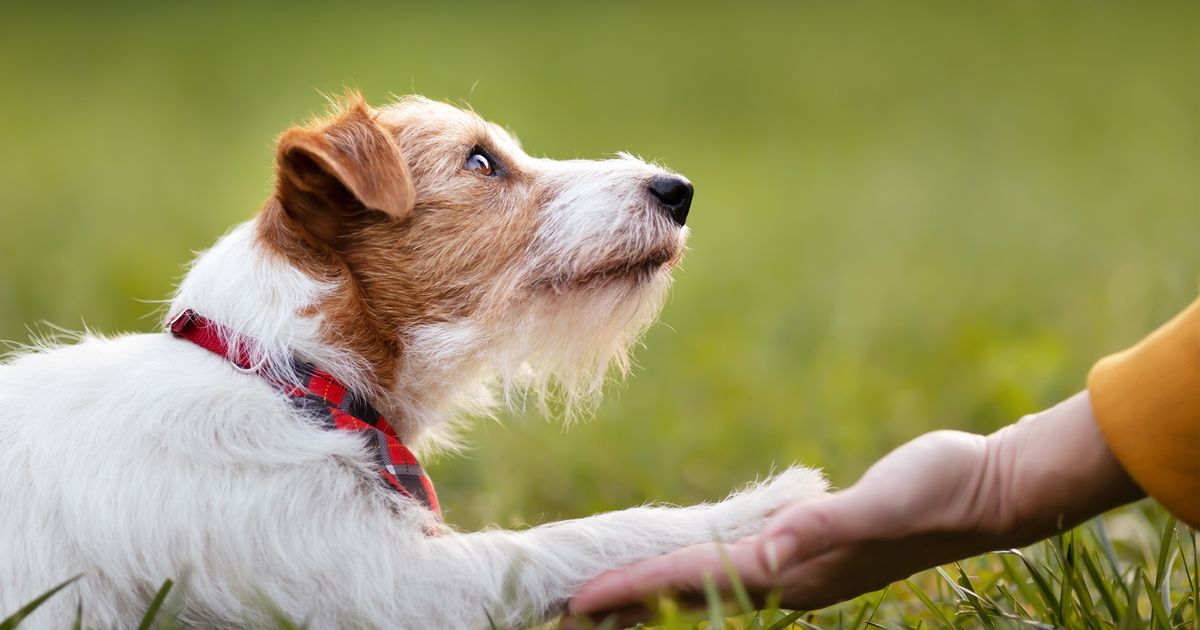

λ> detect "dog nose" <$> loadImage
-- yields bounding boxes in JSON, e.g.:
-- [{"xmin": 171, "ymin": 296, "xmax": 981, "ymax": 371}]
[{"xmin": 648, "ymin": 176, "xmax": 693, "ymax": 226}]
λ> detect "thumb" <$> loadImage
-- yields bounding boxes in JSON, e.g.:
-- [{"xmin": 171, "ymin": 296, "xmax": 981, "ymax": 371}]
[{"xmin": 757, "ymin": 490, "xmax": 873, "ymax": 574}]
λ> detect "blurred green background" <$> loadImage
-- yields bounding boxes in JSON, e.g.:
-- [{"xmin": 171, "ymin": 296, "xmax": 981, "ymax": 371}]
[{"xmin": 1, "ymin": 2, "xmax": 1196, "ymax": 530}]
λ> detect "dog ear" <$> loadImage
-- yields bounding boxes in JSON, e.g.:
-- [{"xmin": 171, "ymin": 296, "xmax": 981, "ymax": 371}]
[{"xmin": 275, "ymin": 95, "xmax": 414, "ymax": 247}]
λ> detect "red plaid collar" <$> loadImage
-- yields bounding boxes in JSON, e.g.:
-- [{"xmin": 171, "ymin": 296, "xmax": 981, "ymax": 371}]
[{"xmin": 168, "ymin": 309, "xmax": 440, "ymax": 517}]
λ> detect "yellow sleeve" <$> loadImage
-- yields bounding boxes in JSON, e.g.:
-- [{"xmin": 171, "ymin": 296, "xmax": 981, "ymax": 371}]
[{"xmin": 1088, "ymin": 298, "xmax": 1200, "ymax": 528}]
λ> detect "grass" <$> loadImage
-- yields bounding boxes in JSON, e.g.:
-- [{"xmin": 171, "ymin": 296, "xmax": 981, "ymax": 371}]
[
  {"xmin": 1, "ymin": 0, "xmax": 1196, "ymax": 627},
  {"xmin": 7, "ymin": 505, "xmax": 1195, "ymax": 628}
]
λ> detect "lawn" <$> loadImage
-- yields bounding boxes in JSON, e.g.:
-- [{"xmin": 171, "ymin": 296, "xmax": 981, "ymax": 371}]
[{"xmin": 1, "ymin": 1, "xmax": 1196, "ymax": 627}]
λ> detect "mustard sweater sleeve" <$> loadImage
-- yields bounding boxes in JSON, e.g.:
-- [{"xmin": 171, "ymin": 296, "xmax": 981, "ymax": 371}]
[{"xmin": 1088, "ymin": 298, "xmax": 1200, "ymax": 528}]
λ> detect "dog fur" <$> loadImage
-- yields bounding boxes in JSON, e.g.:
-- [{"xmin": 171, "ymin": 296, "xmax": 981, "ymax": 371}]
[{"xmin": 0, "ymin": 94, "xmax": 827, "ymax": 628}]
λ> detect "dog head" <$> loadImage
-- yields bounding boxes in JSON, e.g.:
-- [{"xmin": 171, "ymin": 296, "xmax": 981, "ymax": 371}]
[{"xmin": 257, "ymin": 93, "xmax": 691, "ymax": 426}]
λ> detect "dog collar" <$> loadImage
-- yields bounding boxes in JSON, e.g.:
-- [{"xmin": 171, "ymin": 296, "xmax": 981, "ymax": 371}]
[{"xmin": 168, "ymin": 309, "xmax": 441, "ymax": 517}]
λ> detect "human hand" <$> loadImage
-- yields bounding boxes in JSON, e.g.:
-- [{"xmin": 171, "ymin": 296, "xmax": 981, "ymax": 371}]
[
  {"xmin": 567, "ymin": 392, "xmax": 1142, "ymax": 623},
  {"xmin": 567, "ymin": 429, "xmax": 998, "ymax": 620}
]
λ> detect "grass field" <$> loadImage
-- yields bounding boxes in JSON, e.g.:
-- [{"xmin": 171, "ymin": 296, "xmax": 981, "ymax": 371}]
[{"xmin": 1, "ymin": 1, "xmax": 1196, "ymax": 627}]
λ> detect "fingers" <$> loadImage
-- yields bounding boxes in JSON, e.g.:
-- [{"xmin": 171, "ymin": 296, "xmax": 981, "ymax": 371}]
[
  {"xmin": 568, "ymin": 539, "xmax": 769, "ymax": 617},
  {"xmin": 568, "ymin": 491, "xmax": 882, "ymax": 621},
  {"xmin": 757, "ymin": 491, "xmax": 873, "ymax": 572}
]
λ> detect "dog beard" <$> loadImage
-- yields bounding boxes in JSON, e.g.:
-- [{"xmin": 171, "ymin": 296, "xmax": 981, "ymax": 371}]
[{"xmin": 497, "ymin": 269, "xmax": 674, "ymax": 418}]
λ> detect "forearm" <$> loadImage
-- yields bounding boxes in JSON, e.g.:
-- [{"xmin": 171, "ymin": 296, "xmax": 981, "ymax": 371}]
[{"xmin": 984, "ymin": 390, "xmax": 1144, "ymax": 548}]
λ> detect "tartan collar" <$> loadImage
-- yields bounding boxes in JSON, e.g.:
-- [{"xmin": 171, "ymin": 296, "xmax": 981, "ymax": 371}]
[{"xmin": 168, "ymin": 309, "xmax": 440, "ymax": 517}]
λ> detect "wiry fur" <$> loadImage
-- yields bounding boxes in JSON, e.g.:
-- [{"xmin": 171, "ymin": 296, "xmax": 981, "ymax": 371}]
[{"xmin": 0, "ymin": 94, "xmax": 827, "ymax": 628}]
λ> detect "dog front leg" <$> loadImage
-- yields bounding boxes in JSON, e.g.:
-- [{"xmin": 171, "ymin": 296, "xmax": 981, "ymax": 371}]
[{"xmin": 420, "ymin": 466, "xmax": 826, "ymax": 628}]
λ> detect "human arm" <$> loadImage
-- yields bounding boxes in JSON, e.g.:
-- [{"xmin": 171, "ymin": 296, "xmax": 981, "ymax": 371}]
[{"xmin": 567, "ymin": 390, "xmax": 1145, "ymax": 617}]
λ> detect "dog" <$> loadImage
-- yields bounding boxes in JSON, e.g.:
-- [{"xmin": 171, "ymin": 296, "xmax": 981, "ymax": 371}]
[{"xmin": 0, "ymin": 93, "xmax": 827, "ymax": 628}]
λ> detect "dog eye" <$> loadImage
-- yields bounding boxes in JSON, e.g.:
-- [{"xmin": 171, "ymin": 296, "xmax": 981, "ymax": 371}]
[{"xmin": 465, "ymin": 150, "xmax": 495, "ymax": 176}]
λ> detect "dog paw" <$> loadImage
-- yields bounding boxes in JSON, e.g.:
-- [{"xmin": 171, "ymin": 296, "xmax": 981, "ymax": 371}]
[{"xmin": 709, "ymin": 466, "xmax": 829, "ymax": 542}]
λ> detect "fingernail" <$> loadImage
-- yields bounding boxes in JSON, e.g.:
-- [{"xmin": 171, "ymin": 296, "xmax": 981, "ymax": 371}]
[
  {"xmin": 763, "ymin": 540, "xmax": 780, "ymax": 573},
  {"xmin": 763, "ymin": 533, "xmax": 798, "ymax": 574}
]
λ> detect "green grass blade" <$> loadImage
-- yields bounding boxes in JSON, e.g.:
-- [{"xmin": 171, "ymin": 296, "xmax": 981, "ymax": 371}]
[
  {"xmin": 135, "ymin": 579, "xmax": 173, "ymax": 630},
  {"xmin": 843, "ymin": 598, "xmax": 872, "ymax": 629},
  {"xmin": 1168, "ymin": 527, "xmax": 1197, "ymax": 628},
  {"xmin": 1173, "ymin": 529, "xmax": 1196, "ymax": 595},
  {"xmin": 1157, "ymin": 549, "xmax": 1178, "ymax": 620},
  {"xmin": 789, "ymin": 616, "xmax": 824, "ymax": 630},
  {"xmin": 1079, "ymin": 549, "xmax": 1122, "ymax": 622},
  {"xmin": 864, "ymin": 584, "xmax": 891, "ymax": 627},
  {"xmin": 1009, "ymin": 549, "xmax": 1061, "ymax": 622},
  {"xmin": 998, "ymin": 552, "xmax": 1041, "ymax": 611},
  {"xmin": 1090, "ymin": 518, "xmax": 1125, "ymax": 586},
  {"xmin": 717, "ymin": 543, "xmax": 755, "ymax": 615},
  {"xmin": 1117, "ymin": 571, "xmax": 1144, "ymax": 630},
  {"xmin": 1153, "ymin": 516, "xmax": 1177, "ymax": 592},
  {"xmin": 1061, "ymin": 532, "xmax": 1101, "ymax": 629},
  {"xmin": 954, "ymin": 564, "xmax": 1000, "ymax": 630},
  {"xmin": 0, "ymin": 576, "xmax": 81, "ymax": 630},
  {"xmin": 1070, "ymin": 571, "xmax": 1100, "ymax": 630},
  {"xmin": 762, "ymin": 610, "xmax": 804, "ymax": 630},
  {"xmin": 1056, "ymin": 534, "xmax": 1074, "ymax": 626},
  {"xmin": 903, "ymin": 578, "xmax": 956, "ymax": 626},
  {"xmin": 1138, "ymin": 569, "xmax": 1171, "ymax": 630},
  {"xmin": 701, "ymin": 572, "xmax": 724, "ymax": 628},
  {"xmin": 1188, "ymin": 526, "xmax": 1199, "ymax": 630},
  {"xmin": 762, "ymin": 589, "xmax": 784, "ymax": 616},
  {"xmin": 991, "ymin": 583, "xmax": 1031, "ymax": 619},
  {"xmin": 1193, "ymin": 526, "xmax": 1199, "ymax": 630}
]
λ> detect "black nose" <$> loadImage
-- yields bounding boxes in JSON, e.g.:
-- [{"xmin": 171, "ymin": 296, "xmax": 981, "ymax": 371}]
[{"xmin": 648, "ymin": 176, "xmax": 694, "ymax": 226}]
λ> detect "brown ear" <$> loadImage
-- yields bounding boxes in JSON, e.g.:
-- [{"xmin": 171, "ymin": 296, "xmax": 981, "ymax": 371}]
[{"xmin": 275, "ymin": 95, "xmax": 414, "ymax": 247}]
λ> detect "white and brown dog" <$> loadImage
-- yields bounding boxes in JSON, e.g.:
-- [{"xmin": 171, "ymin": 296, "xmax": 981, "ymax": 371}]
[{"xmin": 0, "ymin": 94, "xmax": 826, "ymax": 628}]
